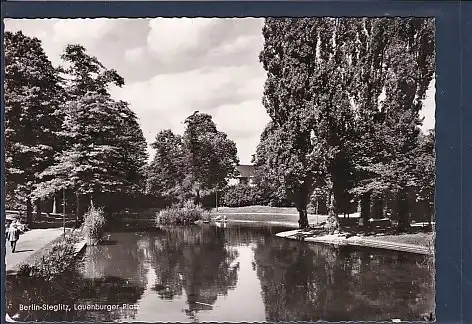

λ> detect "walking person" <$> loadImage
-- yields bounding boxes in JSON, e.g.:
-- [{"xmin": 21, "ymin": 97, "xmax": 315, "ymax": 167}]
[
  {"xmin": 7, "ymin": 221, "xmax": 21, "ymax": 253},
  {"xmin": 5, "ymin": 223, "xmax": 10, "ymax": 242}
]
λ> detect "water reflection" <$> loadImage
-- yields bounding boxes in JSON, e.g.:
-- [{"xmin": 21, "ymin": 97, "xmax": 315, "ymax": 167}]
[
  {"xmin": 6, "ymin": 269, "xmax": 143, "ymax": 322},
  {"xmin": 149, "ymin": 226, "xmax": 240, "ymax": 318},
  {"xmin": 253, "ymin": 239, "xmax": 434, "ymax": 321},
  {"xmin": 6, "ymin": 223, "xmax": 434, "ymax": 322}
]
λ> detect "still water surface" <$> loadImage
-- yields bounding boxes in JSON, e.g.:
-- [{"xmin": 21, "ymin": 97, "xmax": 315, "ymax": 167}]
[{"xmin": 7, "ymin": 222, "xmax": 434, "ymax": 322}]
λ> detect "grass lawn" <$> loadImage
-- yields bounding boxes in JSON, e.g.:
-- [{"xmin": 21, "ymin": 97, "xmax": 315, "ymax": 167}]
[
  {"xmin": 210, "ymin": 206, "xmax": 305, "ymax": 225},
  {"xmin": 211, "ymin": 205, "xmax": 301, "ymax": 215},
  {"xmin": 209, "ymin": 205, "xmax": 361, "ymax": 226},
  {"xmin": 218, "ymin": 206, "xmax": 434, "ymax": 250},
  {"xmin": 219, "ymin": 213, "xmax": 328, "ymax": 226},
  {"xmin": 369, "ymin": 233, "xmax": 434, "ymax": 248}
]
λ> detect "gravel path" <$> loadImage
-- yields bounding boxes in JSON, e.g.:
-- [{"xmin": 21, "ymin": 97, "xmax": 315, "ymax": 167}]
[{"xmin": 5, "ymin": 228, "xmax": 64, "ymax": 273}]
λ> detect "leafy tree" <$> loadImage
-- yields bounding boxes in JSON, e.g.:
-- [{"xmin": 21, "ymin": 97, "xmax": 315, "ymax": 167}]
[
  {"xmin": 147, "ymin": 112, "xmax": 239, "ymax": 205},
  {"xmin": 60, "ymin": 44, "xmax": 124, "ymax": 98},
  {"xmin": 33, "ymin": 45, "xmax": 147, "ymax": 216},
  {"xmin": 259, "ymin": 18, "xmax": 357, "ymax": 228},
  {"xmin": 147, "ymin": 129, "xmax": 186, "ymax": 200},
  {"xmin": 182, "ymin": 111, "xmax": 239, "ymax": 204},
  {"xmin": 4, "ymin": 31, "xmax": 64, "ymax": 225},
  {"xmin": 258, "ymin": 18, "xmax": 314, "ymax": 228},
  {"xmin": 258, "ymin": 18, "xmax": 435, "ymax": 230},
  {"xmin": 349, "ymin": 18, "xmax": 435, "ymax": 230},
  {"xmin": 113, "ymin": 100, "xmax": 148, "ymax": 193},
  {"xmin": 301, "ymin": 18, "xmax": 359, "ymax": 229},
  {"xmin": 252, "ymin": 122, "xmax": 292, "ymax": 207},
  {"xmin": 409, "ymin": 129, "xmax": 435, "ymax": 225},
  {"xmin": 35, "ymin": 93, "xmax": 147, "ymax": 209}
]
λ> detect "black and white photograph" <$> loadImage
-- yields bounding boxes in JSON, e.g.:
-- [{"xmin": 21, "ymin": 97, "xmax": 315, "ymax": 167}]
[{"xmin": 4, "ymin": 17, "xmax": 436, "ymax": 322}]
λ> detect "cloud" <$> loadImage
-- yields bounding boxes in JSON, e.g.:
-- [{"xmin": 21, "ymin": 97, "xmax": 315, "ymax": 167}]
[
  {"xmin": 52, "ymin": 19, "xmax": 116, "ymax": 44},
  {"xmin": 4, "ymin": 18, "xmax": 120, "ymax": 67},
  {"xmin": 144, "ymin": 18, "xmax": 264, "ymax": 75},
  {"xmin": 110, "ymin": 63, "xmax": 266, "ymax": 118},
  {"xmin": 209, "ymin": 34, "xmax": 262, "ymax": 58},
  {"xmin": 213, "ymin": 100, "xmax": 270, "ymax": 163},
  {"xmin": 147, "ymin": 18, "xmax": 216, "ymax": 64},
  {"xmin": 4, "ymin": 19, "xmax": 53, "ymax": 38},
  {"xmin": 124, "ymin": 46, "xmax": 146, "ymax": 63},
  {"xmin": 214, "ymin": 100, "xmax": 268, "ymax": 133},
  {"xmin": 110, "ymin": 62, "xmax": 268, "ymax": 164}
]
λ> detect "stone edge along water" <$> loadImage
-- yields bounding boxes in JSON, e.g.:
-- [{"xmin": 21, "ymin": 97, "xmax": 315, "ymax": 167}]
[{"xmin": 276, "ymin": 229, "xmax": 433, "ymax": 255}]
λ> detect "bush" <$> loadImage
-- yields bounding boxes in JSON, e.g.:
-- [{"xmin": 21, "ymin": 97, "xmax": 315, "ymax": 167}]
[
  {"xmin": 17, "ymin": 237, "xmax": 77, "ymax": 281},
  {"xmin": 83, "ymin": 205, "xmax": 106, "ymax": 245},
  {"xmin": 220, "ymin": 184, "xmax": 260, "ymax": 207},
  {"xmin": 156, "ymin": 200, "xmax": 205, "ymax": 225}
]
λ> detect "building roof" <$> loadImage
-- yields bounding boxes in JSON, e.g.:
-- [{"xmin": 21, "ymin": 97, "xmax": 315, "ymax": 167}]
[{"xmin": 236, "ymin": 164, "xmax": 255, "ymax": 178}]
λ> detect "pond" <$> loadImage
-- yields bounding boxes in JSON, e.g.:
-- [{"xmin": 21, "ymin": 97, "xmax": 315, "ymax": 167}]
[{"xmin": 6, "ymin": 222, "xmax": 435, "ymax": 322}]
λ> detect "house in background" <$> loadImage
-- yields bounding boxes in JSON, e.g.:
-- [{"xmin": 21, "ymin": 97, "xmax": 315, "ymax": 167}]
[{"xmin": 228, "ymin": 164, "xmax": 256, "ymax": 186}]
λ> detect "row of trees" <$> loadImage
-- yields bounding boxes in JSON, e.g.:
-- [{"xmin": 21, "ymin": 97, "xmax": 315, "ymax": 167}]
[
  {"xmin": 4, "ymin": 31, "xmax": 148, "ymax": 225},
  {"xmin": 5, "ymin": 31, "xmax": 239, "ymax": 225},
  {"xmin": 253, "ymin": 17, "xmax": 435, "ymax": 230},
  {"xmin": 6, "ymin": 18, "xmax": 435, "ymax": 233}
]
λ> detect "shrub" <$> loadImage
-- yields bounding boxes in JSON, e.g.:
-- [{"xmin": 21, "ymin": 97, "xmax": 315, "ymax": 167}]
[
  {"xmin": 201, "ymin": 209, "xmax": 212, "ymax": 222},
  {"xmin": 83, "ymin": 205, "xmax": 106, "ymax": 245},
  {"xmin": 156, "ymin": 200, "xmax": 204, "ymax": 225},
  {"xmin": 17, "ymin": 237, "xmax": 77, "ymax": 281},
  {"xmin": 220, "ymin": 184, "xmax": 259, "ymax": 207},
  {"xmin": 220, "ymin": 184, "xmax": 294, "ymax": 208}
]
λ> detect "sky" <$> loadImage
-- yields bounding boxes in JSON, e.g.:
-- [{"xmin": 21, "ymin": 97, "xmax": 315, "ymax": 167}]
[{"xmin": 4, "ymin": 18, "xmax": 435, "ymax": 164}]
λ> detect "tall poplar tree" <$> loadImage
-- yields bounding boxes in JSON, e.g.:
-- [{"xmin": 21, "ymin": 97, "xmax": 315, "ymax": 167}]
[
  {"xmin": 258, "ymin": 17, "xmax": 434, "ymax": 230},
  {"xmin": 348, "ymin": 18, "xmax": 435, "ymax": 230},
  {"xmin": 259, "ymin": 18, "xmax": 358, "ymax": 228}
]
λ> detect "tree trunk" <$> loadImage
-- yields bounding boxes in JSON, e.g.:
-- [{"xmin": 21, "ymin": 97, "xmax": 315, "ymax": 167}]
[
  {"xmin": 52, "ymin": 195, "xmax": 57, "ymax": 214},
  {"xmin": 360, "ymin": 192, "xmax": 371, "ymax": 228},
  {"xmin": 296, "ymin": 186, "xmax": 309, "ymax": 229},
  {"xmin": 322, "ymin": 189, "xmax": 340, "ymax": 234},
  {"xmin": 35, "ymin": 199, "xmax": 41, "ymax": 221},
  {"xmin": 383, "ymin": 199, "xmax": 389, "ymax": 219},
  {"xmin": 195, "ymin": 189, "xmax": 201, "ymax": 206},
  {"xmin": 397, "ymin": 188, "xmax": 410, "ymax": 232},
  {"xmin": 76, "ymin": 193, "xmax": 81, "ymax": 227},
  {"xmin": 298, "ymin": 207, "xmax": 309, "ymax": 229},
  {"xmin": 373, "ymin": 196, "xmax": 384, "ymax": 219},
  {"xmin": 26, "ymin": 197, "xmax": 33, "ymax": 227}
]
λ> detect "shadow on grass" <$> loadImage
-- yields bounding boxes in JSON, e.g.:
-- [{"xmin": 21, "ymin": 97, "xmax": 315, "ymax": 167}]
[{"xmin": 341, "ymin": 223, "xmax": 433, "ymax": 237}]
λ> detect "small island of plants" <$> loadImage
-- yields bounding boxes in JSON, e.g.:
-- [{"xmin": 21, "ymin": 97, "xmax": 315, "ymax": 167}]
[{"xmin": 156, "ymin": 200, "xmax": 211, "ymax": 225}]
